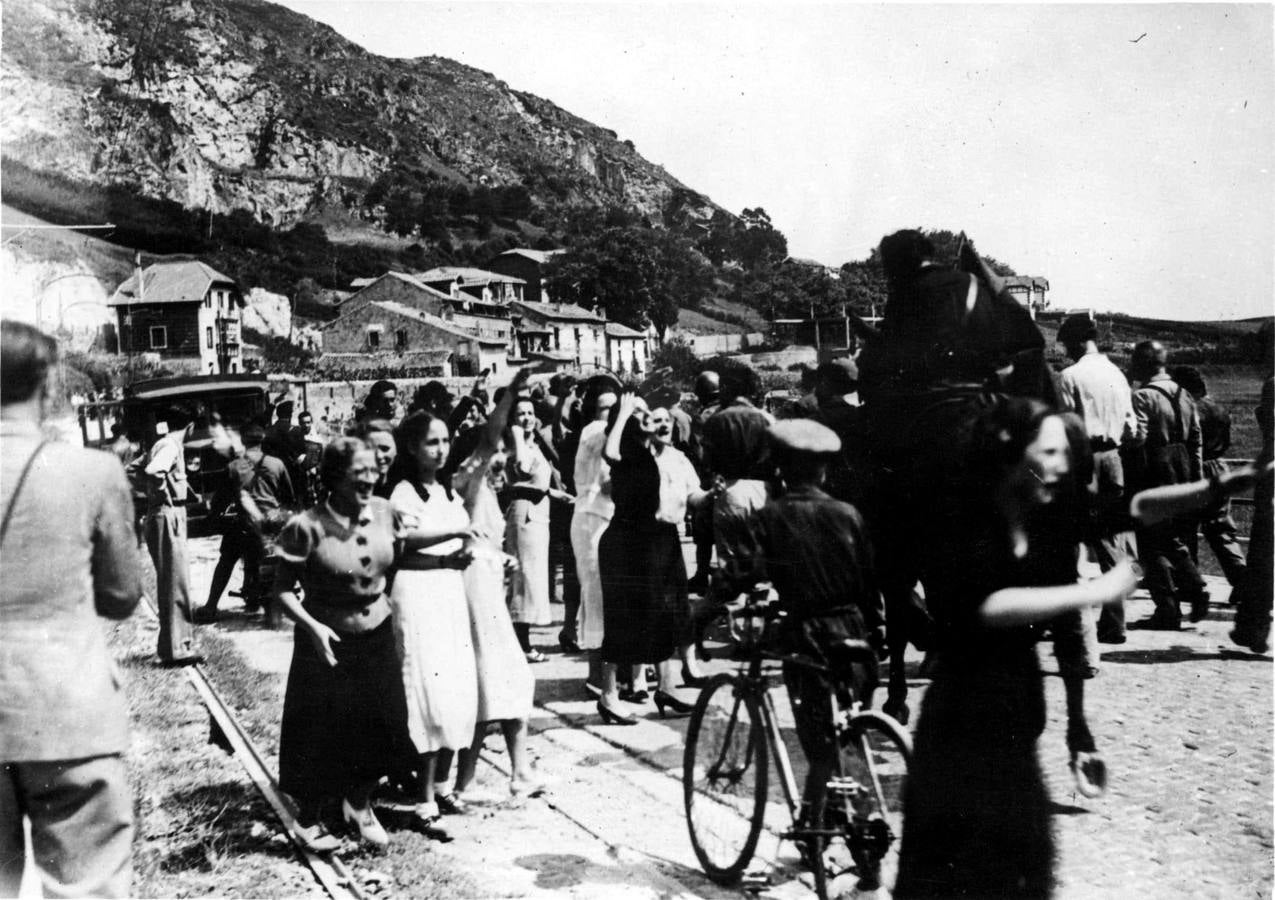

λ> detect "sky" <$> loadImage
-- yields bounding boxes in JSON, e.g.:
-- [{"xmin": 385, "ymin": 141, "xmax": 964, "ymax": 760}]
[{"xmin": 277, "ymin": 1, "xmax": 1274, "ymax": 321}]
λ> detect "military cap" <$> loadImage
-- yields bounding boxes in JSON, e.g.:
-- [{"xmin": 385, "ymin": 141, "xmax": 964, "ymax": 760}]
[{"xmin": 768, "ymin": 418, "xmax": 841, "ymax": 455}]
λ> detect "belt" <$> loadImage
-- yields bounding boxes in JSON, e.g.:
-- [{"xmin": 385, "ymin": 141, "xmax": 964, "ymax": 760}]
[{"xmin": 1090, "ymin": 438, "xmax": 1121, "ymax": 452}]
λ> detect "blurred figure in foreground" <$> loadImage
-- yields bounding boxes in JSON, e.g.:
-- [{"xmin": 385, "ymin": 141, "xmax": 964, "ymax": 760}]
[{"xmin": 1, "ymin": 320, "xmax": 143, "ymax": 897}]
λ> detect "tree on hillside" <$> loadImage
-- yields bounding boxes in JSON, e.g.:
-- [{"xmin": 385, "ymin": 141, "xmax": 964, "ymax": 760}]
[
  {"xmin": 695, "ymin": 206, "xmax": 788, "ymax": 271},
  {"xmin": 543, "ymin": 226, "xmax": 713, "ymax": 340}
]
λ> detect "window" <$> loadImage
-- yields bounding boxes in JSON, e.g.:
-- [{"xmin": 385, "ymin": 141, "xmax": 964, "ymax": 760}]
[
  {"xmin": 574, "ymin": 327, "xmax": 582, "ymax": 348},
  {"xmin": 368, "ymin": 330, "xmax": 380, "ymax": 350},
  {"xmin": 205, "ymin": 326, "xmax": 214, "ymax": 349},
  {"xmin": 204, "ymin": 294, "xmax": 212, "ymax": 309},
  {"xmin": 457, "ymin": 340, "xmax": 471, "ymax": 357},
  {"xmin": 553, "ymin": 328, "xmax": 560, "ymax": 349},
  {"xmin": 149, "ymin": 326, "xmax": 167, "ymax": 349},
  {"xmin": 395, "ymin": 329, "xmax": 408, "ymax": 350}
]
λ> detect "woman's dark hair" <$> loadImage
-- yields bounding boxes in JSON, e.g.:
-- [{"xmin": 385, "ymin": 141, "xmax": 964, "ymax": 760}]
[
  {"xmin": 579, "ymin": 377, "xmax": 621, "ymax": 424},
  {"xmin": 1168, "ymin": 365, "xmax": 1207, "ymax": 398},
  {"xmin": 319, "ymin": 437, "xmax": 371, "ymax": 491},
  {"xmin": 0, "ymin": 320, "xmax": 57, "ymax": 405},
  {"xmin": 447, "ymin": 395, "xmax": 483, "ymax": 436},
  {"xmin": 965, "ymin": 397, "xmax": 1090, "ymax": 500},
  {"xmin": 387, "ymin": 410, "xmax": 450, "ymax": 495},
  {"xmin": 879, "ymin": 229, "xmax": 935, "ymax": 284}
]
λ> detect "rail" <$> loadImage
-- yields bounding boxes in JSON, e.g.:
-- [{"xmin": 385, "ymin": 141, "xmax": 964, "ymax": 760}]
[{"xmin": 137, "ymin": 596, "xmax": 366, "ymax": 900}]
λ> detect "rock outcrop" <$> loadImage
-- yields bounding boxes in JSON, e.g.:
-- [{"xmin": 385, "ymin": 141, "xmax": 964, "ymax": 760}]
[{"xmin": 1, "ymin": 0, "xmax": 714, "ymax": 231}]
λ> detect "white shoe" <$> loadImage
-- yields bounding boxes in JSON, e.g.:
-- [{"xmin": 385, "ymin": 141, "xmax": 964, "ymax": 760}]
[{"xmin": 341, "ymin": 798, "xmax": 388, "ymax": 848}]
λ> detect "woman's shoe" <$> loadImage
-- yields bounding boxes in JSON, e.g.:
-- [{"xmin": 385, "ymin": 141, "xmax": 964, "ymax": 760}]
[
  {"xmin": 341, "ymin": 798, "xmax": 388, "ymax": 849},
  {"xmin": 596, "ymin": 700, "xmax": 638, "ymax": 726},
  {"xmin": 680, "ymin": 664, "xmax": 708, "ymax": 688},
  {"xmin": 436, "ymin": 792, "xmax": 469, "ymax": 816},
  {"xmin": 653, "ymin": 690, "xmax": 694, "ymax": 718},
  {"xmin": 509, "ymin": 778, "xmax": 547, "ymax": 799},
  {"xmin": 525, "ymin": 649, "xmax": 548, "ymax": 663},
  {"xmin": 293, "ymin": 821, "xmax": 340, "ymax": 853},
  {"xmin": 618, "ymin": 688, "xmax": 649, "ymax": 704},
  {"xmin": 411, "ymin": 802, "xmax": 453, "ymax": 842},
  {"xmin": 558, "ymin": 631, "xmax": 581, "ymax": 653}
]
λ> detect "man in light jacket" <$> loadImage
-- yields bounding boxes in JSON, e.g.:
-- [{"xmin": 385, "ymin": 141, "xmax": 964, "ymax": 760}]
[{"xmin": 0, "ymin": 320, "xmax": 143, "ymax": 897}]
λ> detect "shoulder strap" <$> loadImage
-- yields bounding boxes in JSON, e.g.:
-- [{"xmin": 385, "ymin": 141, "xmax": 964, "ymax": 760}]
[
  {"xmin": 1144, "ymin": 383, "xmax": 1186, "ymax": 442},
  {"xmin": 0, "ymin": 441, "xmax": 47, "ymax": 547}
]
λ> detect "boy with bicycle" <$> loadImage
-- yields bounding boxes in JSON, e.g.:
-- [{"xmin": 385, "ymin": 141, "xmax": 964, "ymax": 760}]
[{"xmin": 747, "ymin": 419, "xmax": 884, "ymax": 823}]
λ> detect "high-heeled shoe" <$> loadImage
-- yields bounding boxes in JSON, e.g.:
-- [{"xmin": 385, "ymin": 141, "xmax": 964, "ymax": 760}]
[
  {"xmin": 596, "ymin": 700, "xmax": 638, "ymax": 726},
  {"xmin": 341, "ymin": 798, "xmax": 388, "ymax": 848},
  {"xmin": 653, "ymin": 690, "xmax": 694, "ymax": 718}
]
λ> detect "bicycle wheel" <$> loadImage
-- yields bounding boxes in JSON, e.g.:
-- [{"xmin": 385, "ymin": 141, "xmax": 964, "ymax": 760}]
[
  {"xmin": 683, "ymin": 673, "xmax": 769, "ymax": 884},
  {"xmin": 810, "ymin": 709, "xmax": 911, "ymax": 899}
]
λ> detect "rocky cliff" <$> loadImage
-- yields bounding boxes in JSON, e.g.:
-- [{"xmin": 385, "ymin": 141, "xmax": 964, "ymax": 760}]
[{"xmin": 1, "ymin": 0, "xmax": 717, "ymax": 233}]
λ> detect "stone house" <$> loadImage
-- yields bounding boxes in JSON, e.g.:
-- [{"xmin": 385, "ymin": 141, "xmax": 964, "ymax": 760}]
[
  {"xmin": 487, "ymin": 248, "xmax": 566, "ymax": 304},
  {"xmin": 605, "ymin": 322, "xmax": 649, "ymax": 375},
  {"xmin": 320, "ymin": 299, "xmax": 508, "ymax": 377},
  {"xmin": 339, "ymin": 271, "xmax": 513, "ymax": 346},
  {"xmin": 415, "ymin": 266, "xmax": 526, "ymax": 305},
  {"xmin": 510, "ymin": 300, "xmax": 608, "ymax": 370},
  {"xmin": 108, "ymin": 260, "xmax": 244, "ymax": 373}
]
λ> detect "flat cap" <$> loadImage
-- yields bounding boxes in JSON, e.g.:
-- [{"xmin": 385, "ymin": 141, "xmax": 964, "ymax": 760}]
[{"xmin": 768, "ymin": 418, "xmax": 842, "ymax": 455}]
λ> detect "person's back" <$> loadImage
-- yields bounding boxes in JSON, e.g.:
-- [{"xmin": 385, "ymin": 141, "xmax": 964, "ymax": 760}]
[{"xmin": 0, "ymin": 320, "xmax": 142, "ymax": 897}]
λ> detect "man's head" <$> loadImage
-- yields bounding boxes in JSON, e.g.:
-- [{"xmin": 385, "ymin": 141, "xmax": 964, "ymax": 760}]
[
  {"xmin": 366, "ymin": 380, "xmax": 398, "ymax": 418},
  {"xmin": 550, "ymin": 373, "xmax": 577, "ymax": 399},
  {"xmin": 814, "ymin": 358, "xmax": 859, "ymax": 405},
  {"xmin": 768, "ymin": 419, "xmax": 842, "ymax": 489},
  {"xmin": 694, "ymin": 370, "xmax": 720, "ymax": 406},
  {"xmin": 275, "ymin": 400, "xmax": 294, "ymax": 424},
  {"xmin": 1056, "ymin": 314, "xmax": 1099, "ymax": 361},
  {"xmin": 298, "ymin": 410, "xmax": 313, "ymax": 434},
  {"xmin": 1130, "ymin": 340, "xmax": 1168, "ymax": 383},
  {"xmin": 1, "ymin": 319, "xmax": 57, "ymax": 408},
  {"xmin": 1169, "ymin": 365, "xmax": 1207, "ymax": 398},
  {"xmin": 241, "ymin": 423, "xmax": 266, "ymax": 448},
  {"xmin": 718, "ymin": 367, "xmax": 761, "ymax": 405},
  {"xmin": 879, "ymin": 230, "xmax": 935, "ymax": 284}
]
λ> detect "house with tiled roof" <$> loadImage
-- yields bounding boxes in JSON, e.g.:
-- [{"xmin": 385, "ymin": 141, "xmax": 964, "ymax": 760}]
[
  {"xmin": 340, "ymin": 271, "xmax": 514, "ymax": 345},
  {"xmin": 108, "ymin": 259, "xmax": 245, "ymax": 373},
  {"xmin": 604, "ymin": 321, "xmax": 650, "ymax": 375},
  {"xmin": 414, "ymin": 266, "xmax": 526, "ymax": 305},
  {"xmin": 320, "ymin": 299, "xmax": 508, "ymax": 377},
  {"xmin": 510, "ymin": 300, "xmax": 609, "ymax": 369},
  {"xmin": 1003, "ymin": 276, "xmax": 1051, "ymax": 314},
  {"xmin": 487, "ymin": 248, "xmax": 566, "ymax": 304}
]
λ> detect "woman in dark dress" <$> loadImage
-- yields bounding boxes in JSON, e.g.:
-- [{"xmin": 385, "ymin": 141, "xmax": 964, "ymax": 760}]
[
  {"xmin": 894, "ymin": 398, "xmax": 1137, "ymax": 899},
  {"xmin": 596, "ymin": 392, "xmax": 705, "ymax": 724},
  {"xmin": 273, "ymin": 437, "xmax": 435, "ymax": 851}
]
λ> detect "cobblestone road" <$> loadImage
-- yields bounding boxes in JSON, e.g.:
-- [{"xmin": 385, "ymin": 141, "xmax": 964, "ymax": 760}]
[{"xmin": 192, "ymin": 537, "xmax": 1272, "ymax": 898}]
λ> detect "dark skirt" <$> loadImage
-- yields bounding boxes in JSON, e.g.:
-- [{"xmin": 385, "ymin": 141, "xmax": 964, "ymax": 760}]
[
  {"xmin": 279, "ymin": 617, "xmax": 414, "ymax": 804},
  {"xmin": 598, "ymin": 519, "xmax": 688, "ymax": 665},
  {"xmin": 894, "ymin": 647, "xmax": 1054, "ymax": 899}
]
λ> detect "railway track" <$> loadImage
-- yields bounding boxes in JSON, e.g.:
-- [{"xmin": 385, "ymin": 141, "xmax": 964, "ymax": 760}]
[{"xmin": 139, "ymin": 595, "xmax": 367, "ymax": 900}]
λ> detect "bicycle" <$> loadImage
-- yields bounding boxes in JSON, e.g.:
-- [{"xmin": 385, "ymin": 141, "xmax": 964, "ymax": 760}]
[{"xmin": 682, "ymin": 593, "xmax": 912, "ymax": 899}]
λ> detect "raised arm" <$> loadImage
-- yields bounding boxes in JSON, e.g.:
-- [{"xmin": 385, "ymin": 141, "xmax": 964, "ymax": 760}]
[
  {"xmin": 604, "ymin": 391, "xmax": 638, "ymax": 464},
  {"xmin": 979, "ymin": 559, "xmax": 1138, "ymax": 627},
  {"xmin": 1129, "ymin": 461, "xmax": 1270, "ymax": 526}
]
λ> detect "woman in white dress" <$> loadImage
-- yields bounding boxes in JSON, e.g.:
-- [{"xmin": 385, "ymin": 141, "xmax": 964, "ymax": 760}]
[
  {"xmin": 387, "ymin": 410, "xmax": 477, "ymax": 827},
  {"xmin": 504, "ymin": 397, "xmax": 571, "ymax": 662},
  {"xmin": 570, "ymin": 380, "xmax": 620, "ymax": 693},
  {"xmin": 447, "ymin": 368, "xmax": 543, "ymax": 798}
]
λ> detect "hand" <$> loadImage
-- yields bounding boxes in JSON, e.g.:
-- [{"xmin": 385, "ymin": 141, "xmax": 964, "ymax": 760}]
[
  {"xmin": 502, "ymin": 552, "xmax": 521, "ymax": 573},
  {"xmin": 616, "ymin": 390, "xmax": 638, "ymax": 420},
  {"xmin": 441, "ymin": 549, "xmax": 474, "ymax": 570},
  {"xmin": 548, "ymin": 488, "xmax": 575, "ymax": 504},
  {"xmin": 1094, "ymin": 559, "xmax": 1140, "ymax": 605},
  {"xmin": 508, "ymin": 366, "xmax": 534, "ymax": 394},
  {"xmin": 308, "ymin": 622, "xmax": 342, "ymax": 667},
  {"xmin": 1219, "ymin": 460, "xmax": 1273, "ymax": 496}
]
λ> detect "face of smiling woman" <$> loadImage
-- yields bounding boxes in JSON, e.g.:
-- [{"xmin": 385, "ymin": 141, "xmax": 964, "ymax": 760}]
[
  {"xmin": 367, "ymin": 428, "xmax": 396, "ymax": 478},
  {"xmin": 1021, "ymin": 414, "xmax": 1071, "ymax": 503},
  {"xmin": 412, "ymin": 418, "xmax": 451, "ymax": 475},
  {"xmin": 332, "ymin": 448, "xmax": 380, "ymax": 511}
]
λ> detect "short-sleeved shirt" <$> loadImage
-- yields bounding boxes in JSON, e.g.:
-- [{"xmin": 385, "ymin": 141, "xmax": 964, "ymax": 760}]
[{"xmin": 275, "ymin": 497, "xmax": 401, "ymax": 609}]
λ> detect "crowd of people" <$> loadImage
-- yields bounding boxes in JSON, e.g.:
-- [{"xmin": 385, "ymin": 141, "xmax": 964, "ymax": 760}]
[{"xmin": 2, "ymin": 227, "xmax": 1271, "ymax": 897}]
